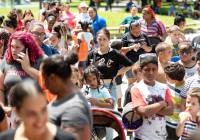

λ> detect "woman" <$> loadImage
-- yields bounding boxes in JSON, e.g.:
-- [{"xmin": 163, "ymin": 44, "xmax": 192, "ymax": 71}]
[
  {"xmin": 88, "ymin": 7, "xmax": 107, "ymax": 38},
  {"xmin": 0, "ymin": 79, "xmax": 77, "ymax": 140},
  {"xmin": 3, "ymin": 10, "xmax": 18, "ymax": 34},
  {"xmin": 63, "ymin": 3, "xmax": 75, "ymax": 30},
  {"xmin": 15, "ymin": 9, "xmax": 23, "ymax": 31},
  {"xmin": 0, "ymin": 29, "xmax": 11, "ymax": 60},
  {"xmin": 41, "ymin": 51, "xmax": 92, "ymax": 140},
  {"xmin": 0, "ymin": 31, "xmax": 46, "ymax": 107},
  {"xmin": 23, "ymin": 9, "xmax": 34, "ymax": 19},
  {"xmin": 138, "ymin": 7, "xmax": 167, "ymax": 41}
]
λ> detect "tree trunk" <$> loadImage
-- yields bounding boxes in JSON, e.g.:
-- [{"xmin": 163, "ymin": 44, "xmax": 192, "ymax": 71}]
[
  {"xmin": 142, "ymin": 0, "xmax": 147, "ymax": 7},
  {"xmin": 89, "ymin": 0, "xmax": 95, "ymax": 6}
]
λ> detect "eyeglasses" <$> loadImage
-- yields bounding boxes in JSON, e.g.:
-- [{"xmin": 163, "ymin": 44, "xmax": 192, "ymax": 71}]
[
  {"xmin": 179, "ymin": 48, "xmax": 191, "ymax": 55},
  {"xmin": 25, "ymin": 12, "xmax": 31, "ymax": 15},
  {"xmin": 3, "ymin": 22, "xmax": 14, "ymax": 28},
  {"xmin": 29, "ymin": 30, "xmax": 46, "ymax": 37}
]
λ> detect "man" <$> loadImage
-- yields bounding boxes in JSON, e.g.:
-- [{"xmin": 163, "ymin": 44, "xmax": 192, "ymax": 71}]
[
  {"xmin": 121, "ymin": 21, "xmax": 152, "ymax": 87},
  {"xmin": 192, "ymin": 0, "xmax": 200, "ymax": 18},
  {"xmin": 28, "ymin": 21, "xmax": 59, "ymax": 56},
  {"xmin": 119, "ymin": 4, "xmax": 140, "ymax": 34}
]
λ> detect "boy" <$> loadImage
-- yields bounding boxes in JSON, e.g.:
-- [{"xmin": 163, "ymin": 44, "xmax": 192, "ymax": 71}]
[
  {"xmin": 176, "ymin": 88, "xmax": 200, "ymax": 139},
  {"xmin": 123, "ymin": 61, "xmax": 142, "ymax": 107},
  {"xmin": 180, "ymin": 51, "xmax": 200, "ymax": 112},
  {"xmin": 155, "ymin": 42, "xmax": 173, "ymax": 84},
  {"xmin": 165, "ymin": 25, "xmax": 181, "ymax": 57},
  {"xmin": 164, "ymin": 63, "xmax": 186, "ymax": 140},
  {"xmin": 131, "ymin": 53, "xmax": 174, "ymax": 140},
  {"xmin": 178, "ymin": 41, "xmax": 197, "ymax": 79}
]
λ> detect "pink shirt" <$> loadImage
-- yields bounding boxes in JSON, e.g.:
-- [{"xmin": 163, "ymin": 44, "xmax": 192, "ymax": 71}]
[{"xmin": 62, "ymin": 11, "xmax": 75, "ymax": 27}]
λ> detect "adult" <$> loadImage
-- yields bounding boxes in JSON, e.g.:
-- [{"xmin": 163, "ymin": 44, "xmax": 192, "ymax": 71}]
[
  {"xmin": 121, "ymin": 21, "xmax": 152, "ymax": 87},
  {"xmin": 0, "ymin": 79, "xmax": 77, "ymax": 140},
  {"xmin": 126, "ymin": 0, "xmax": 134, "ymax": 12},
  {"xmin": 105, "ymin": 0, "xmax": 112, "ymax": 11},
  {"xmin": 15, "ymin": 9, "xmax": 23, "ymax": 31},
  {"xmin": 138, "ymin": 7, "xmax": 167, "ymax": 41},
  {"xmin": 74, "ymin": 6, "xmax": 81, "ymax": 18},
  {"xmin": 0, "ymin": 29, "xmax": 11, "ymax": 60},
  {"xmin": 88, "ymin": 7, "xmax": 107, "ymax": 38},
  {"xmin": 38, "ymin": 0, "xmax": 49, "ymax": 21},
  {"xmin": 23, "ymin": 9, "xmax": 34, "ymax": 19},
  {"xmin": 0, "ymin": 31, "xmax": 46, "ymax": 107},
  {"xmin": 119, "ymin": 4, "xmax": 140, "ymax": 34},
  {"xmin": 168, "ymin": 2, "xmax": 176, "ymax": 17},
  {"xmin": 84, "ymin": 29, "xmax": 133, "ymax": 140},
  {"xmin": 63, "ymin": 3, "xmax": 75, "ymax": 30},
  {"xmin": 28, "ymin": 21, "xmax": 59, "ymax": 56},
  {"xmin": 44, "ymin": 12, "xmax": 57, "ymax": 36},
  {"xmin": 192, "ymin": 0, "xmax": 200, "ymax": 18},
  {"xmin": 3, "ymin": 10, "xmax": 18, "ymax": 34},
  {"xmin": 76, "ymin": 2, "xmax": 90, "ymax": 29},
  {"xmin": 41, "ymin": 51, "xmax": 92, "ymax": 140}
]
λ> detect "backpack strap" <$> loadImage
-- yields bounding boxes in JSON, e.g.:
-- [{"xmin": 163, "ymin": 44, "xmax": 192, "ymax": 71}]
[
  {"xmin": 81, "ymin": 33, "xmax": 85, "ymax": 42},
  {"xmin": 92, "ymin": 49, "xmax": 98, "ymax": 65}
]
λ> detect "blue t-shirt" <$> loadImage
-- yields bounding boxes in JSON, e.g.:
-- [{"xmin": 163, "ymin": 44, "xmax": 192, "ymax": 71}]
[
  {"xmin": 41, "ymin": 43, "xmax": 60, "ymax": 56},
  {"xmin": 89, "ymin": 15, "xmax": 107, "ymax": 38},
  {"xmin": 86, "ymin": 85, "xmax": 111, "ymax": 108}
]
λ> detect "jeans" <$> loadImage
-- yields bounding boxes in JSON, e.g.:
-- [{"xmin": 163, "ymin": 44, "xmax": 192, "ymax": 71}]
[
  {"xmin": 105, "ymin": 127, "xmax": 113, "ymax": 140},
  {"xmin": 155, "ymin": 6, "xmax": 161, "ymax": 15},
  {"xmin": 168, "ymin": 10, "xmax": 176, "ymax": 17},
  {"xmin": 104, "ymin": 82, "xmax": 117, "ymax": 105}
]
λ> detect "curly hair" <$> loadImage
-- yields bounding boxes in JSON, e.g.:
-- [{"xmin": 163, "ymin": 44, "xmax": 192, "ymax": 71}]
[
  {"xmin": 0, "ymin": 28, "xmax": 11, "ymax": 59},
  {"xmin": 5, "ymin": 31, "xmax": 44, "ymax": 63}
]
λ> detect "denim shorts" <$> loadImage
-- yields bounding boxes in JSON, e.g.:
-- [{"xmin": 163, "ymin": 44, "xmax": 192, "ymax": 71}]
[
  {"xmin": 125, "ymin": 63, "xmax": 135, "ymax": 79},
  {"xmin": 78, "ymin": 61, "xmax": 85, "ymax": 68}
]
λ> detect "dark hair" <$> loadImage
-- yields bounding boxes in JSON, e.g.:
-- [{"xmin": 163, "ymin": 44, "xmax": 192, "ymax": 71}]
[
  {"xmin": 72, "ymin": 67, "xmax": 79, "ymax": 78},
  {"xmin": 4, "ymin": 10, "xmax": 18, "ymax": 29},
  {"xmin": 42, "ymin": 51, "xmax": 78, "ymax": 80},
  {"xmin": 129, "ymin": 20, "xmax": 140, "ymax": 30},
  {"xmin": 88, "ymin": 26, "xmax": 97, "ymax": 43},
  {"xmin": 15, "ymin": 9, "xmax": 22, "ymax": 15},
  {"xmin": 67, "ymin": 31, "xmax": 72, "ymax": 40},
  {"xmin": 9, "ymin": 78, "xmax": 44, "ymax": 110},
  {"xmin": 0, "ymin": 16, "xmax": 4, "ymax": 23},
  {"xmin": 51, "ymin": 23, "xmax": 62, "ymax": 39},
  {"xmin": 65, "ymin": 2, "xmax": 70, "ymax": 6},
  {"xmin": 131, "ymin": 4, "xmax": 138, "ymax": 10},
  {"xmin": 174, "ymin": 13, "xmax": 186, "ymax": 27},
  {"xmin": 88, "ymin": 7, "xmax": 97, "ymax": 15},
  {"xmin": 196, "ymin": 51, "xmax": 200, "ymax": 63},
  {"xmin": 78, "ymin": 21, "xmax": 91, "ymax": 30},
  {"xmin": 48, "ymin": 1, "xmax": 56, "ymax": 9},
  {"xmin": 0, "ymin": 28, "xmax": 11, "ymax": 59},
  {"xmin": 46, "ymin": 11, "xmax": 56, "ymax": 21},
  {"xmin": 186, "ymin": 88, "xmax": 200, "ymax": 104},
  {"xmin": 140, "ymin": 55, "xmax": 158, "ymax": 69},
  {"xmin": 23, "ymin": 9, "xmax": 34, "ymax": 19},
  {"xmin": 97, "ymin": 29, "xmax": 110, "ymax": 38},
  {"xmin": 164, "ymin": 62, "xmax": 185, "ymax": 81},
  {"xmin": 178, "ymin": 41, "xmax": 192, "ymax": 50},
  {"xmin": 111, "ymin": 41, "xmax": 122, "ymax": 51}
]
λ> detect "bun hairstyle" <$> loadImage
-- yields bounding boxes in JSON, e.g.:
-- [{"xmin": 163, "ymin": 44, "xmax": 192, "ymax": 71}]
[
  {"xmin": 78, "ymin": 21, "xmax": 92, "ymax": 30},
  {"xmin": 42, "ymin": 51, "xmax": 78, "ymax": 80},
  {"xmin": 15, "ymin": 9, "xmax": 22, "ymax": 15},
  {"xmin": 4, "ymin": 10, "xmax": 18, "ymax": 29},
  {"xmin": 174, "ymin": 13, "xmax": 186, "ymax": 26},
  {"xmin": 51, "ymin": 23, "xmax": 62, "ymax": 39},
  {"xmin": 0, "ymin": 16, "xmax": 4, "ymax": 23}
]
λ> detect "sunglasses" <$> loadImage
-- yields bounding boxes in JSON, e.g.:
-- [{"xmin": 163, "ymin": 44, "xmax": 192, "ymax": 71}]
[
  {"xmin": 139, "ymin": 53, "xmax": 157, "ymax": 66},
  {"xmin": 179, "ymin": 48, "xmax": 191, "ymax": 55},
  {"xmin": 3, "ymin": 22, "xmax": 14, "ymax": 28},
  {"xmin": 25, "ymin": 12, "xmax": 31, "ymax": 15}
]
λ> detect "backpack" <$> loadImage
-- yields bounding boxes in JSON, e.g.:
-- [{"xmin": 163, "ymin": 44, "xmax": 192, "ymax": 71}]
[{"xmin": 78, "ymin": 33, "xmax": 88, "ymax": 61}]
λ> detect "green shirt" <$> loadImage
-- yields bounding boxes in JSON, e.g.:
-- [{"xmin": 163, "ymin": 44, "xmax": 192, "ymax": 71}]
[
  {"xmin": 120, "ymin": 15, "xmax": 141, "ymax": 34},
  {"xmin": 171, "ymin": 44, "xmax": 179, "ymax": 57}
]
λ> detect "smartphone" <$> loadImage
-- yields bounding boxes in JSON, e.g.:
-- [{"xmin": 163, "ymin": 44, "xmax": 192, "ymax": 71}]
[{"xmin": 18, "ymin": 48, "xmax": 26, "ymax": 59}]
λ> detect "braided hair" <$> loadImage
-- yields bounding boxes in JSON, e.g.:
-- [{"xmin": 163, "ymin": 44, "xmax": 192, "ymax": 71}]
[{"xmin": 0, "ymin": 28, "xmax": 11, "ymax": 59}]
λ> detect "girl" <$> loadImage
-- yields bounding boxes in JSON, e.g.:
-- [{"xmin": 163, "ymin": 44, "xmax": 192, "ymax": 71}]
[
  {"xmin": 0, "ymin": 79, "xmax": 76, "ymax": 140},
  {"xmin": 174, "ymin": 14, "xmax": 186, "ymax": 41},
  {"xmin": 23, "ymin": 9, "xmax": 34, "ymax": 19},
  {"xmin": 71, "ymin": 67, "xmax": 79, "ymax": 87},
  {"xmin": 49, "ymin": 23, "xmax": 68, "ymax": 56},
  {"xmin": 0, "ymin": 28, "xmax": 11, "ymax": 60},
  {"xmin": 44, "ymin": 11, "xmax": 56, "ymax": 36},
  {"xmin": 3, "ymin": 10, "xmax": 18, "ymax": 34},
  {"xmin": 83, "ymin": 65, "xmax": 114, "ymax": 109},
  {"xmin": 15, "ymin": 9, "xmax": 23, "ymax": 31}
]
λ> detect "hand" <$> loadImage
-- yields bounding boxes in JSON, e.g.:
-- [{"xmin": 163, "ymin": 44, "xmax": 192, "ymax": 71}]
[
  {"xmin": 179, "ymin": 108, "xmax": 192, "ymax": 122},
  {"xmin": 125, "ymin": 24, "xmax": 130, "ymax": 28},
  {"xmin": 87, "ymin": 97, "xmax": 97, "ymax": 106},
  {"xmin": 160, "ymin": 101, "xmax": 167, "ymax": 108},
  {"xmin": 3, "ymin": 106, "xmax": 12, "ymax": 117},
  {"xmin": 130, "ymin": 44, "xmax": 139, "ymax": 51},
  {"xmin": 16, "ymin": 49, "xmax": 31, "ymax": 71},
  {"xmin": 72, "ymin": 44, "xmax": 79, "ymax": 51},
  {"xmin": 140, "ymin": 44, "xmax": 148, "ymax": 50}
]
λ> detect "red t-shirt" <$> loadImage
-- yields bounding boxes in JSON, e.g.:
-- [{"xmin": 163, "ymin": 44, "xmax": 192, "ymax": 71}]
[
  {"xmin": 16, "ymin": 20, "xmax": 23, "ymax": 31},
  {"xmin": 44, "ymin": 29, "xmax": 52, "ymax": 36}
]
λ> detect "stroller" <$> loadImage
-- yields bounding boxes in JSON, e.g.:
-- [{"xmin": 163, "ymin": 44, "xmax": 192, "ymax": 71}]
[
  {"xmin": 91, "ymin": 108, "xmax": 126, "ymax": 140},
  {"xmin": 148, "ymin": 36, "xmax": 163, "ymax": 53}
]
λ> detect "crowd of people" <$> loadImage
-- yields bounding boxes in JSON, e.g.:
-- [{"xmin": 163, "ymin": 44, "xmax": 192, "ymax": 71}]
[{"xmin": 1, "ymin": 1, "xmax": 200, "ymax": 140}]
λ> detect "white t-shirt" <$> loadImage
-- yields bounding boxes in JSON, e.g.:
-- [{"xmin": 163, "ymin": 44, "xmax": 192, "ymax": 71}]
[
  {"xmin": 184, "ymin": 64, "xmax": 197, "ymax": 79},
  {"xmin": 77, "ymin": 32, "xmax": 93, "ymax": 51},
  {"xmin": 76, "ymin": 12, "xmax": 90, "ymax": 27},
  {"xmin": 58, "ymin": 38, "xmax": 65, "ymax": 49}
]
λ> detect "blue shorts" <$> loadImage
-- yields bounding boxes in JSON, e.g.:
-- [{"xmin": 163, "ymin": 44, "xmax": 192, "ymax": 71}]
[
  {"xmin": 78, "ymin": 61, "xmax": 85, "ymax": 68},
  {"xmin": 104, "ymin": 82, "xmax": 117, "ymax": 104},
  {"xmin": 125, "ymin": 63, "xmax": 135, "ymax": 79}
]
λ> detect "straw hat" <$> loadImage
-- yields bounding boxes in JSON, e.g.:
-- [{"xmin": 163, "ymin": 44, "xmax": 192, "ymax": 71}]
[{"xmin": 79, "ymin": 2, "xmax": 89, "ymax": 8}]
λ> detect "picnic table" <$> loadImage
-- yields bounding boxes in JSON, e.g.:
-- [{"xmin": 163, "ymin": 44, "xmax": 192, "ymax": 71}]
[{"xmin": 176, "ymin": 6, "xmax": 186, "ymax": 14}]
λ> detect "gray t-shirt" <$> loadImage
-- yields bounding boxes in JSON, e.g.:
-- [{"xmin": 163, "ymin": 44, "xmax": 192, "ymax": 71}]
[
  {"xmin": 185, "ymin": 64, "xmax": 197, "ymax": 79},
  {"xmin": 48, "ymin": 92, "xmax": 93, "ymax": 130},
  {"xmin": 0, "ymin": 55, "xmax": 47, "ymax": 104}
]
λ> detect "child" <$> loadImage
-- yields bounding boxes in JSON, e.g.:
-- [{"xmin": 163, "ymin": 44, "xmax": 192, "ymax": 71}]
[
  {"xmin": 71, "ymin": 67, "xmax": 79, "ymax": 87},
  {"xmin": 180, "ymin": 51, "xmax": 200, "ymax": 112},
  {"xmin": 176, "ymin": 88, "xmax": 200, "ymax": 139},
  {"xmin": 164, "ymin": 62, "xmax": 186, "ymax": 140},
  {"xmin": 0, "ymin": 16, "xmax": 4, "ymax": 28},
  {"xmin": 83, "ymin": 65, "xmax": 114, "ymax": 109},
  {"xmin": 49, "ymin": 23, "xmax": 68, "ymax": 56},
  {"xmin": 165, "ymin": 25, "xmax": 181, "ymax": 57},
  {"xmin": 123, "ymin": 60, "xmax": 142, "ymax": 107},
  {"xmin": 131, "ymin": 53, "xmax": 174, "ymax": 140},
  {"xmin": 155, "ymin": 42, "xmax": 173, "ymax": 84},
  {"xmin": 178, "ymin": 41, "xmax": 197, "ymax": 79}
]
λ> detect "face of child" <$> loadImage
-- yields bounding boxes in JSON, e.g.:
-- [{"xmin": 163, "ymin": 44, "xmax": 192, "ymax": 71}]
[
  {"xmin": 165, "ymin": 74, "xmax": 176, "ymax": 84},
  {"xmin": 162, "ymin": 46, "xmax": 173, "ymax": 61},
  {"xmin": 85, "ymin": 74, "xmax": 98, "ymax": 89},
  {"xmin": 180, "ymin": 21, "xmax": 186, "ymax": 31},
  {"xmin": 71, "ymin": 72, "xmax": 79, "ymax": 84},
  {"xmin": 196, "ymin": 60, "xmax": 200, "ymax": 74},
  {"xmin": 135, "ymin": 71, "xmax": 143, "ymax": 82},
  {"xmin": 49, "ymin": 34, "xmax": 61, "ymax": 47},
  {"xmin": 178, "ymin": 45, "xmax": 193, "ymax": 62},
  {"xmin": 186, "ymin": 95, "xmax": 200, "ymax": 115},
  {"xmin": 170, "ymin": 31, "xmax": 181, "ymax": 43},
  {"xmin": 141, "ymin": 63, "xmax": 158, "ymax": 85}
]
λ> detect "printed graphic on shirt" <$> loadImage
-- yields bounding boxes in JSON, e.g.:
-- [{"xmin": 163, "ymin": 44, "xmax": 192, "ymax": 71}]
[
  {"xmin": 107, "ymin": 59, "xmax": 114, "ymax": 68},
  {"xmin": 6, "ymin": 70, "xmax": 28, "ymax": 76},
  {"xmin": 98, "ymin": 58, "xmax": 105, "ymax": 66}
]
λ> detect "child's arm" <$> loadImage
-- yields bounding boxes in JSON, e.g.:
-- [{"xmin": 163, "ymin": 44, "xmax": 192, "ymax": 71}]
[
  {"xmin": 87, "ymin": 97, "xmax": 114, "ymax": 109},
  {"xmin": 135, "ymin": 101, "xmax": 167, "ymax": 117},
  {"xmin": 181, "ymin": 98, "xmax": 186, "ymax": 112},
  {"xmin": 156, "ymin": 102, "xmax": 174, "ymax": 116},
  {"xmin": 176, "ymin": 108, "xmax": 192, "ymax": 137}
]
